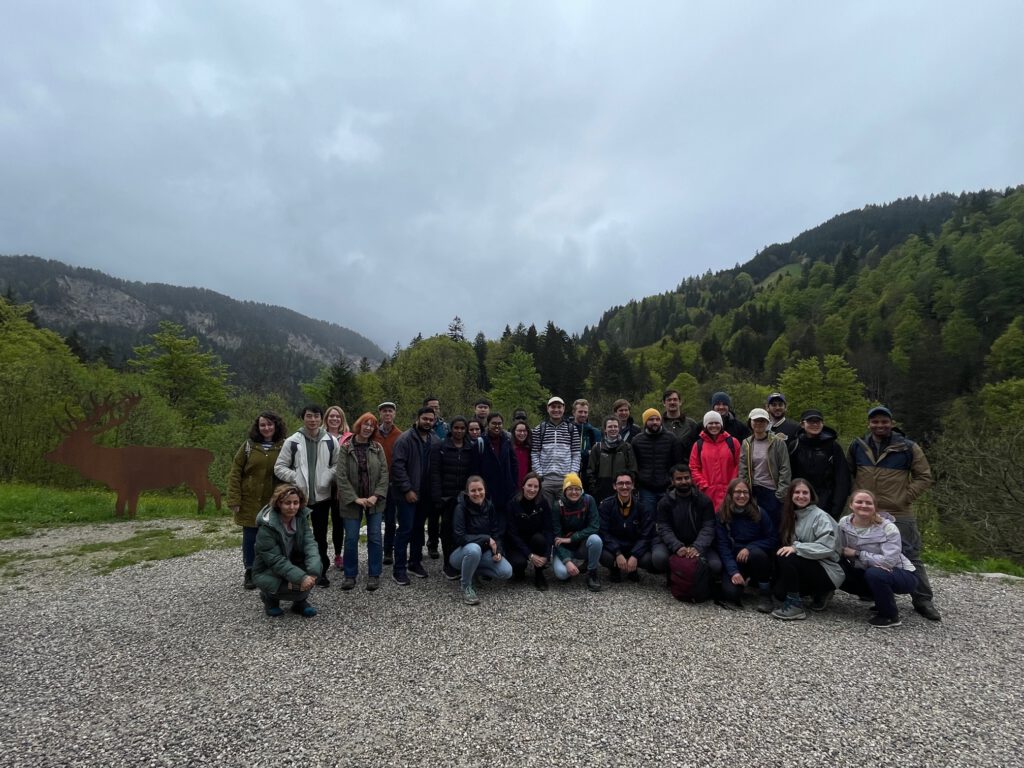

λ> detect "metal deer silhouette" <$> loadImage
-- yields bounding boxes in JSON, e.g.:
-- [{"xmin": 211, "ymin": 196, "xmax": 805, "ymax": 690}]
[{"xmin": 46, "ymin": 393, "xmax": 223, "ymax": 517}]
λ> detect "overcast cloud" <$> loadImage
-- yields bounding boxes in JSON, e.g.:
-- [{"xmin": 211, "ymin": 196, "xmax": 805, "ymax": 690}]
[{"xmin": 2, "ymin": 1, "xmax": 1022, "ymax": 351}]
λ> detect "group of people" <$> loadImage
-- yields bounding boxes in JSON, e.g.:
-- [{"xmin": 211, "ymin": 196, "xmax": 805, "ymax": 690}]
[{"xmin": 227, "ymin": 388, "xmax": 939, "ymax": 627}]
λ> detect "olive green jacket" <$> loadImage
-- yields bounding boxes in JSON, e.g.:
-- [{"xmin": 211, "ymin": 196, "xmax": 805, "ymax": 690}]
[
  {"xmin": 335, "ymin": 439, "xmax": 390, "ymax": 520},
  {"xmin": 226, "ymin": 439, "xmax": 283, "ymax": 527}
]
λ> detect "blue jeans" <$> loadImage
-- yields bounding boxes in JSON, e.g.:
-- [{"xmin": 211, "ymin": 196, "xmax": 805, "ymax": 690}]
[
  {"xmin": 241, "ymin": 525, "xmax": 257, "ymax": 568},
  {"xmin": 394, "ymin": 497, "xmax": 427, "ymax": 572},
  {"xmin": 638, "ymin": 489, "xmax": 664, "ymax": 524},
  {"xmin": 449, "ymin": 543, "xmax": 513, "ymax": 588},
  {"xmin": 841, "ymin": 562, "xmax": 919, "ymax": 619},
  {"xmin": 343, "ymin": 511, "xmax": 383, "ymax": 578},
  {"xmin": 552, "ymin": 534, "xmax": 602, "ymax": 579}
]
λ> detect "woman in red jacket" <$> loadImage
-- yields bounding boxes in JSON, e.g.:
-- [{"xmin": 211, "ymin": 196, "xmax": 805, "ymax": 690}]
[{"xmin": 689, "ymin": 410, "xmax": 741, "ymax": 510}]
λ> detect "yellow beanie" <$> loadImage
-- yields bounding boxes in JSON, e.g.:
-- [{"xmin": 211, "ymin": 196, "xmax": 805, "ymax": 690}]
[
  {"xmin": 642, "ymin": 407, "xmax": 661, "ymax": 424},
  {"xmin": 562, "ymin": 472, "xmax": 583, "ymax": 491}
]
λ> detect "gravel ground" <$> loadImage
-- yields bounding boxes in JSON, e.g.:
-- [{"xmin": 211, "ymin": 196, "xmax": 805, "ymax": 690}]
[{"xmin": 1, "ymin": 543, "xmax": 1022, "ymax": 768}]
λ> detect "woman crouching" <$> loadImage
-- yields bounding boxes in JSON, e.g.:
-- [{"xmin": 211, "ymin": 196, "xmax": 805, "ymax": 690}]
[
  {"xmin": 252, "ymin": 484, "xmax": 322, "ymax": 617},
  {"xmin": 838, "ymin": 490, "xmax": 918, "ymax": 628},
  {"xmin": 450, "ymin": 476, "xmax": 513, "ymax": 605}
]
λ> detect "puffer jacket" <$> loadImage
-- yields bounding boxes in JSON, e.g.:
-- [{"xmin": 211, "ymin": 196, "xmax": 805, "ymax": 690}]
[
  {"xmin": 226, "ymin": 439, "xmax": 283, "ymax": 527},
  {"xmin": 737, "ymin": 433, "xmax": 792, "ymax": 500},
  {"xmin": 689, "ymin": 431, "xmax": 741, "ymax": 510},
  {"xmin": 274, "ymin": 429, "xmax": 337, "ymax": 504},
  {"xmin": 837, "ymin": 513, "xmax": 915, "ymax": 571},
  {"xmin": 251, "ymin": 505, "xmax": 322, "ymax": 594},
  {"xmin": 787, "ymin": 504, "xmax": 844, "ymax": 587},
  {"xmin": 631, "ymin": 428, "xmax": 683, "ymax": 492},
  {"xmin": 335, "ymin": 439, "xmax": 389, "ymax": 519},
  {"xmin": 789, "ymin": 426, "xmax": 850, "ymax": 518},
  {"xmin": 847, "ymin": 432, "xmax": 933, "ymax": 517}
]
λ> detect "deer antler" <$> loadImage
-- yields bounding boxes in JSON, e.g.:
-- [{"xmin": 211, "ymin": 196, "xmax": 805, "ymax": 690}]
[{"xmin": 78, "ymin": 393, "xmax": 143, "ymax": 436}]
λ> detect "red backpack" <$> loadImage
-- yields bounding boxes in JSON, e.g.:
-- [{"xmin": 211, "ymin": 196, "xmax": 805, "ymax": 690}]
[{"xmin": 668, "ymin": 554, "xmax": 711, "ymax": 603}]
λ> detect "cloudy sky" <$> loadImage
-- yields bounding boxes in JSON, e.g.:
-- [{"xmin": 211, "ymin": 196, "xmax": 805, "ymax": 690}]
[{"xmin": 2, "ymin": 2, "xmax": 1022, "ymax": 352}]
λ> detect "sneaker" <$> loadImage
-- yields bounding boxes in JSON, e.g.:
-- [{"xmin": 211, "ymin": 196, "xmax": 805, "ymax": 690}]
[
  {"xmin": 392, "ymin": 571, "xmax": 410, "ymax": 587},
  {"xmin": 756, "ymin": 594, "xmax": 774, "ymax": 614},
  {"xmin": 316, "ymin": 575, "xmax": 330, "ymax": 588},
  {"xmin": 608, "ymin": 567, "xmax": 622, "ymax": 583},
  {"xmin": 428, "ymin": 546, "xmax": 440, "ymax": 560},
  {"xmin": 443, "ymin": 564, "xmax": 460, "ymax": 581},
  {"xmin": 408, "ymin": 562, "xmax": 429, "ymax": 579},
  {"xmin": 586, "ymin": 569, "xmax": 602, "ymax": 592},
  {"xmin": 243, "ymin": 568, "xmax": 256, "ymax": 590},
  {"xmin": 366, "ymin": 576, "xmax": 380, "ymax": 592},
  {"xmin": 291, "ymin": 601, "xmax": 318, "ymax": 618},
  {"xmin": 772, "ymin": 602, "xmax": 807, "ymax": 621},
  {"xmin": 809, "ymin": 591, "xmax": 834, "ymax": 612},
  {"xmin": 334, "ymin": 554, "xmax": 343, "ymax": 570},
  {"xmin": 914, "ymin": 601, "xmax": 942, "ymax": 622},
  {"xmin": 869, "ymin": 614, "xmax": 902, "ymax": 628},
  {"xmin": 261, "ymin": 594, "xmax": 283, "ymax": 617},
  {"xmin": 383, "ymin": 553, "xmax": 394, "ymax": 565},
  {"xmin": 340, "ymin": 577, "xmax": 356, "ymax": 591},
  {"xmin": 534, "ymin": 568, "xmax": 549, "ymax": 592},
  {"xmin": 462, "ymin": 585, "xmax": 480, "ymax": 605}
]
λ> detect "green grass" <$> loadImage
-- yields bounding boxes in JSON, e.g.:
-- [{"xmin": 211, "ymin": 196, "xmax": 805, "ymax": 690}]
[
  {"xmin": 71, "ymin": 529, "xmax": 235, "ymax": 574},
  {"xmin": 924, "ymin": 547, "xmax": 1024, "ymax": 578},
  {"xmin": 0, "ymin": 483, "xmax": 230, "ymax": 540}
]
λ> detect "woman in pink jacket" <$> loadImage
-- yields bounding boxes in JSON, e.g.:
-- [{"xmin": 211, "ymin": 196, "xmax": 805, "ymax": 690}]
[{"xmin": 689, "ymin": 411, "xmax": 741, "ymax": 510}]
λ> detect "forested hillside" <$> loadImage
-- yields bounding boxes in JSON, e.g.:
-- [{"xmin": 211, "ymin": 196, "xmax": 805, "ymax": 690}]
[
  {"xmin": 0, "ymin": 255, "xmax": 385, "ymax": 399},
  {"xmin": 3, "ymin": 187, "xmax": 1022, "ymax": 561}
]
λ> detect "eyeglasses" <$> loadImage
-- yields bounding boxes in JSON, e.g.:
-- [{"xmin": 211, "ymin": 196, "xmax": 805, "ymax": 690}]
[{"xmin": 732, "ymin": 490, "xmax": 750, "ymax": 496}]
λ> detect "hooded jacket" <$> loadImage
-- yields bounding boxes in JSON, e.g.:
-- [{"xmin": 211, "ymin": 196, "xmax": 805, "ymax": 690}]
[
  {"xmin": 505, "ymin": 493, "xmax": 554, "ymax": 560},
  {"xmin": 656, "ymin": 486, "xmax": 716, "ymax": 554},
  {"xmin": 786, "ymin": 504, "xmax": 844, "ymax": 587},
  {"xmin": 689, "ymin": 430, "xmax": 741, "ymax": 510},
  {"xmin": 716, "ymin": 507, "xmax": 777, "ymax": 577},
  {"xmin": 251, "ymin": 505, "xmax": 322, "ymax": 594},
  {"xmin": 553, "ymin": 492, "xmax": 600, "ymax": 563},
  {"xmin": 737, "ymin": 432, "xmax": 792, "ymax": 499},
  {"xmin": 274, "ymin": 429, "xmax": 337, "ymax": 504},
  {"xmin": 837, "ymin": 513, "xmax": 915, "ymax": 572},
  {"xmin": 227, "ymin": 438, "xmax": 283, "ymax": 527}
]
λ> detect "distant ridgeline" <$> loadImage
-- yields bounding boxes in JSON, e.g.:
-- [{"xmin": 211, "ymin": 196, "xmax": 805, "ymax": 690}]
[{"xmin": 0, "ymin": 255, "xmax": 385, "ymax": 399}]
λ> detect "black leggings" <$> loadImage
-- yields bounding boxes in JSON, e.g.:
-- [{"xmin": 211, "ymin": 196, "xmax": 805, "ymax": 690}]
[
  {"xmin": 720, "ymin": 546, "xmax": 773, "ymax": 602},
  {"xmin": 506, "ymin": 532, "xmax": 551, "ymax": 576},
  {"xmin": 773, "ymin": 553, "xmax": 836, "ymax": 600}
]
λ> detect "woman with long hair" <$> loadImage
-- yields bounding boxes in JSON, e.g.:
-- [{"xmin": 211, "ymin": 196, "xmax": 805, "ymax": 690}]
[
  {"xmin": 504, "ymin": 472, "xmax": 553, "ymax": 591},
  {"xmin": 335, "ymin": 412, "xmax": 389, "ymax": 591},
  {"xmin": 324, "ymin": 405, "xmax": 352, "ymax": 570},
  {"xmin": 715, "ymin": 478, "xmax": 777, "ymax": 611},
  {"xmin": 770, "ymin": 479, "xmax": 843, "ymax": 621},
  {"xmin": 450, "ymin": 476, "xmax": 513, "ymax": 605},
  {"xmin": 511, "ymin": 420, "xmax": 532, "ymax": 488},
  {"xmin": 838, "ymin": 490, "xmax": 918, "ymax": 628},
  {"xmin": 227, "ymin": 410, "xmax": 286, "ymax": 590}
]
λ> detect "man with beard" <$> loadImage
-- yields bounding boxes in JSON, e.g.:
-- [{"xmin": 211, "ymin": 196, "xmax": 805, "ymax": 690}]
[
  {"xmin": 766, "ymin": 392, "xmax": 800, "ymax": 441},
  {"xmin": 390, "ymin": 407, "xmax": 440, "ymax": 585},
  {"xmin": 631, "ymin": 408, "xmax": 683, "ymax": 523},
  {"xmin": 710, "ymin": 391, "xmax": 751, "ymax": 441},
  {"xmin": 661, "ymin": 389, "xmax": 700, "ymax": 460},
  {"xmin": 652, "ymin": 465, "xmax": 721, "ymax": 583},
  {"xmin": 598, "ymin": 472, "xmax": 655, "ymax": 582},
  {"xmin": 788, "ymin": 409, "xmax": 850, "ymax": 519}
]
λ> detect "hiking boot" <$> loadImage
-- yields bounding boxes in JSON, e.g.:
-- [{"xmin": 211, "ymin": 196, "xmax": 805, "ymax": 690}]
[
  {"xmin": 772, "ymin": 602, "xmax": 807, "ymax": 621},
  {"xmin": 243, "ymin": 568, "xmax": 256, "ymax": 590},
  {"xmin": 316, "ymin": 574, "xmax": 330, "ymax": 588},
  {"xmin": 587, "ymin": 569, "xmax": 602, "ymax": 592},
  {"xmin": 392, "ymin": 571, "xmax": 410, "ymax": 587},
  {"xmin": 869, "ymin": 614, "xmax": 902, "ymax": 628},
  {"xmin": 366, "ymin": 576, "xmax": 380, "ymax": 591},
  {"xmin": 756, "ymin": 593, "xmax": 775, "ymax": 613},
  {"xmin": 914, "ymin": 601, "xmax": 942, "ymax": 622},
  {"xmin": 383, "ymin": 553, "xmax": 394, "ymax": 565},
  {"xmin": 534, "ymin": 568, "xmax": 549, "ymax": 592},
  {"xmin": 261, "ymin": 594, "xmax": 283, "ymax": 617},
  {"xmin": 443, "ymin": 564, "xmax": 460, "ymax": 581},
  {"xmin": 408, "ymin": 562, "xmax": 429, "ymax": 579},
  {"xmin": 463, "ymin": 585, "xmax": 480, "ymax": 605},
  {"xmin": 340, "ymin": 577, "xmax": 356, "ymax": 591},
  {"xmin": 291, "ymin": 600, "xmax": 317, "ymax": 618},
  {"xmin": 809, "ymin": 591, "xmax": 834, "ymax": 612}
]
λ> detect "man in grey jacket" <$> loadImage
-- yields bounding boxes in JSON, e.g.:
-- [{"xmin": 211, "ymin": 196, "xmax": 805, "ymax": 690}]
[{"xmin": 390, "ymin": 407, "xmax": 440, "ymax": 585}]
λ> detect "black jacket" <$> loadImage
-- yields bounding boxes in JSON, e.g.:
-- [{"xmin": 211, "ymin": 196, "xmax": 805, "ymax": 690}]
[
  {"xmin": 430, "ymin": 438, "xmax": 481, "ymax": 505},
  {"xmin": 631, "ymin": 428, "xmax": 683, "ymax": 492},
  {"xmin": 789, "ymin": 426, "xmax": 851, "ymax": 518},
  {"xmin": 656, "ymin": 487, "xmax": 716, "ymax": 553},
  {"xmin": 505, "ymin": 494, "xmax": 554, "ymax": 560}
]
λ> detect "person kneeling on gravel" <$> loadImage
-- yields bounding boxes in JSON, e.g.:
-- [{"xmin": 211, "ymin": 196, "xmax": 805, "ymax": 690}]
[
  {"xmin": 552, "ymin": 473, "xmax": 603, "ymax": 591},
  {"xmin": 252, "ymin": 484, "xmax": 322, "ymax": 618},
  {"xmin": 449, "ymin": 476, "xmax": 513, "ymax": 605}
]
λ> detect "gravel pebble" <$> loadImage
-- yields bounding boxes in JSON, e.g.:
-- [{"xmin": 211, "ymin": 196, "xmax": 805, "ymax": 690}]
[{"xmin": 1, "ymin": 548, "xmax": 1022, "ymax": 767}]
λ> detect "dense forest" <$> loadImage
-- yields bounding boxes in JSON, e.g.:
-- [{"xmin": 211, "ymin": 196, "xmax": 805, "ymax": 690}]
[{"xmin": 2, "ymin": 187, "xmax": 1022, "ymax": 561}]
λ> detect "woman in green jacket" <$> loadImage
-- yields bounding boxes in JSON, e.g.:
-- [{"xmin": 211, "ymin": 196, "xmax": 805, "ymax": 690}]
[
  {"xmin": 336, "ymin": 412, "xmax": 390, "ymax": 591},
  {"xmin": 227, "ymin": 411, "xmax": 286, "ymax": 589},
  {"xmin": 252, "ymin": 484, "xmax": 322, "ymax": 617}
]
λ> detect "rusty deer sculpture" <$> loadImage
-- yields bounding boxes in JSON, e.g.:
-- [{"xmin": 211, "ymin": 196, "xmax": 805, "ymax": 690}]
[{"xmin": 46, "ymin": 393, "xmax": 223, "ymax": 517}]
